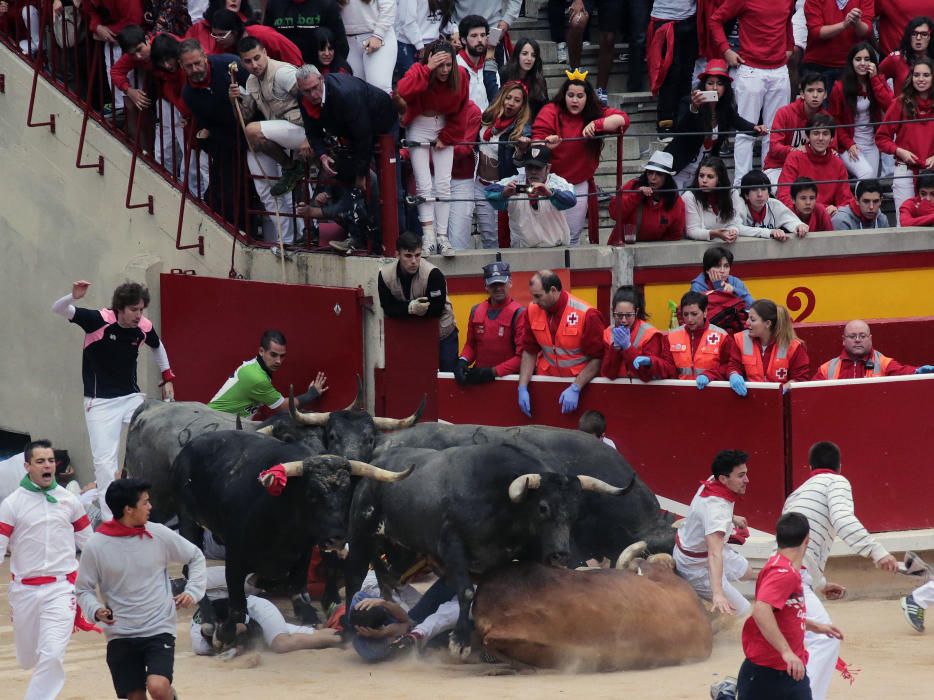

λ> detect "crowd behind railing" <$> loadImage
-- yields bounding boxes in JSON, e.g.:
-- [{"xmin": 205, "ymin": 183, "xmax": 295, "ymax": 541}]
[{"xmin": 2, "ymin": 0, "xmax": 934, "ymax": 258}]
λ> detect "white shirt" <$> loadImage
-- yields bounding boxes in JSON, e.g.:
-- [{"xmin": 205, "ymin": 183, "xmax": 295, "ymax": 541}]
[
  {"xmin": 678, "ymin": 481, "xmax": 735, "ymax": 553},
  {"xmin": 0, "ymin": 485, "xmax": 90, "ymax": 579},
  {"xmin": 456, "ymin": 54, "xmax": 496, "ymax": 111},
  {"xmin": 650, "ymin": 0, "xmax": 696, "ymax": 21}
]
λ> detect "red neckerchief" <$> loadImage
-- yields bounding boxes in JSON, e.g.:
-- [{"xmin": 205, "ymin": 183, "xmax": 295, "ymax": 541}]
[
  {"xmin": 917, "ymin": 97, "xmax": 933, "ymax": 115},
  {"xmin": 97, "ymin": 519, "xmax": 154, "ymax": 539},
  {"xmin": 457, "ymin": 49, "xmax": 484, "ymax": 73},
  {"xmin": 699, "ymin": 478, "xmax": 739, "ymax": 503},
  {"xmin": 808, "ymin": 468, "xmax": 840, "ymax": 477},
  {"xmin": 188, "ymin": 59, "xmax": 213, "ymax": 88},
  {"xmin": 847, "ymin": 200, "xmax": 876, "ymax": 224},
  {"xmin": 748, "ymin": 203, "xmax": 767, "ymax": 225},
  {"xmin": 482, "ymin": 114, "xmax": 517, "ymax": 142},
  {"xmin": 302, "ymin": 95, "xmax": 321, "ymax": 119},
  {"xmin": 806, "ymin": 144, "xmax": 831, "ymax": 162}
]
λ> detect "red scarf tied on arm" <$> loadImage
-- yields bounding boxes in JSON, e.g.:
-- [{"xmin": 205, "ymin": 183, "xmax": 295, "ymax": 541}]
[
  {"xmin": 97, "ymin": 520, "xmax": 154, "ymax": 539},
  {"xmin": 699, "ymin": 478, "xmax": 739, "ymax": 503}
]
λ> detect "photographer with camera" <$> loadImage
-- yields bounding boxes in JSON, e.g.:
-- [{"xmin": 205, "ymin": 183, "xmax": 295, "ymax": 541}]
[{"xmin": 483, "ymin": 145, "xmax": 575, "ymax": 247}]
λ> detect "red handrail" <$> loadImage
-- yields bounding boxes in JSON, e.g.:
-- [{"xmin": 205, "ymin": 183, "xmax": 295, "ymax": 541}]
[
  {"xmin": 75, "ymin": 45, "xmax": 104, "ymax": 175},
  {"xmin": 25, "ymin": 4, "xmax": 54, "ymax": 134}
]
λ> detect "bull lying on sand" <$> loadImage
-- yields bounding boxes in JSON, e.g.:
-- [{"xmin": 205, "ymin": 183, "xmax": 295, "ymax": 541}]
[
  {"xmin": 347, "ymin": 444, "xmax": 628, "ymax": 656},
  {"xmin": 473, "ymin": 548, "xmax": 713, "ymax": 671}
]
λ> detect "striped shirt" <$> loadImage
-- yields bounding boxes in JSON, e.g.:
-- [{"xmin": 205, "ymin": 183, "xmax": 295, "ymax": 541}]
[{"xmin": 782, "ymin": 472, "xmax": 889, "ymax": 591}]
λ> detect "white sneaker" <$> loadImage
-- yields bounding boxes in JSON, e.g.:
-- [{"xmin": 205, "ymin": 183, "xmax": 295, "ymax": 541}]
[
  {"xmin": 437, "ymin": 236, "xmax": 455, "ymax": 257},
  {"xmin": 556, "ymin": 42, "xmax": 568, "ymax": 65},
  {"xmin": 421, "ymin": 235, "xmax": 438, "ymax": 255},
  {"xmin": 19, "ymin": 39, "xmax": 35, "ymax": 56}
]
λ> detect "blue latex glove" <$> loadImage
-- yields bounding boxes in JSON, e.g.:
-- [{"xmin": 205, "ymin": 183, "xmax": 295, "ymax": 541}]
[
  {"xmin": 518, "ymin": 385, "xmax": 532, "ymax": 417},
  {"xmin": 696, "ymin": 374, "xmax": 710, "ymax": 390},
  {"xmin": 611, "ymin": 325, "xmax": 631, "ymax": 350},
  {"xmin": 558, "ymin": 384, "xmax": 581, "ymax": 414},
  {"xmin": 633, "ymin": 355, "xmax": 652, "ymax": 370},
  {"xmin": 915, "ymin": 365, "xmax": 934, "ymax": 374},
  {"xmin": 729, "ymin": 373, "xmax": 748, "ymax": 397}
]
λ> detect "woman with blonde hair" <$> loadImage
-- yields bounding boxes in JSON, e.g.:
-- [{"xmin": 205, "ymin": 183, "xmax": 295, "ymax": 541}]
[
  {"xmin": 726, "ymin": 299, "xmax": 810, "ymax": 395},
  {"xmin": 475, "ymin": 81, "xmax": 533, "ymax": 247}
]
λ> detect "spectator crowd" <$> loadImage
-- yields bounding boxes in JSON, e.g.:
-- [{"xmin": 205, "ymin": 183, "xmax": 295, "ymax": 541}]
[{"xmin": 1, "ymin": 0, "xmax": 934, "ymax": 252}]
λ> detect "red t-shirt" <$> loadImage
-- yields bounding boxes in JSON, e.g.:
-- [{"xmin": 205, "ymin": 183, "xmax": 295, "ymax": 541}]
[{"xmin": 742, "ymin": 553, "xmax": 808, "ymax": 671}]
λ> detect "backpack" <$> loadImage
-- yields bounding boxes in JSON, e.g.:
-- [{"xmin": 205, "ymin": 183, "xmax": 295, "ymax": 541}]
[{"xmin": 705, "ymin": 291, "xmax": 748, "ymax": 334}]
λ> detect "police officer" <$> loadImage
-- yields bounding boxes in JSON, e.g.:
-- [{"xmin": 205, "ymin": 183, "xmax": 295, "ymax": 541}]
[{"xmin": 454, "ymin": 263, "xmax": 527, "ymax": 385}]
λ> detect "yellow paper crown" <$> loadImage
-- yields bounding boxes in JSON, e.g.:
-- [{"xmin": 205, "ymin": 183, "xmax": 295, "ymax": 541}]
[{"xmin": 565, "ymin": 68, "xmax": 589, "ymax": 82}]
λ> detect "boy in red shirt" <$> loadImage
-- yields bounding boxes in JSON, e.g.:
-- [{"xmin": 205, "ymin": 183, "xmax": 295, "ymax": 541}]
[
  {"xmin": 764, "ymin": 74, "xmax": 830, "ymax": 183},
  {"xmin": 737, "ymin": 512, "xmax": 843, "ymax": 700},
  {"xmin": 790, "ymin": 178, "xmax": 833, "ymax": 233},
  {"xmin": 777, "ymin": 114, "xmax": 853, "ymax": 215},
  {"xmin": 900, "ymin": 170, "xmax": 934, "ymax": 227}
]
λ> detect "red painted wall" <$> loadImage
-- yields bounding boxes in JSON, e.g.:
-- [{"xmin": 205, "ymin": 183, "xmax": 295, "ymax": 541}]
[
  {"xmin": 438, "ymin": 378, "xmax": 788, "ymax": 531},
  {"xmin": 160, "ymin": 274, "xmax": 365, "ymax": 411},
  {"xmin": 376, "ymin": 316, "xmax": 440, "ymax": 421}
]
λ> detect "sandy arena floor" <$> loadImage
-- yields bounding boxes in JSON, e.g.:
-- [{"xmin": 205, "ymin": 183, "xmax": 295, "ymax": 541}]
[{"xmin": 1, "ymin": 556, "xmax": 932, "ymax": 700}]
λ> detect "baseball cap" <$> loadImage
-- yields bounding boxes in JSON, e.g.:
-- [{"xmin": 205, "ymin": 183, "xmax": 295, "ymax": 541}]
[
  {"xmin": 483, "ymin": 262, "xmax": 511, "ymax": 285},
  {"xmin": 524, "ymin": 145, "xmax": 551, "ymax": 167}
]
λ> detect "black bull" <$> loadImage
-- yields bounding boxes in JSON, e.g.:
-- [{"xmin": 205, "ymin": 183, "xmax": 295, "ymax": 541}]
[
  {"xmin": 374, "ymin": 423, "xmax": 677, "ymax": 561},
  {"xmin": 173, "ymin": 430, "xmax": 411, "ymax": 645},
  {"xmin": 346, "ymin": 444, "xmax": 629, "ymax": 656}
]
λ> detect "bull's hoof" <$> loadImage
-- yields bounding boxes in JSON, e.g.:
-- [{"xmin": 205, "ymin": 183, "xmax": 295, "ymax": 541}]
[{"xmin": 448, "ymin": 634, "xmax": 472, "ymax": 660}]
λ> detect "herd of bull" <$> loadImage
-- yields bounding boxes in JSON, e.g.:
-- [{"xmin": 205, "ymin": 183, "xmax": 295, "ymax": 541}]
[{"xmin": 125, "ymin": 382, "xmax": 709, "ymax": 669}]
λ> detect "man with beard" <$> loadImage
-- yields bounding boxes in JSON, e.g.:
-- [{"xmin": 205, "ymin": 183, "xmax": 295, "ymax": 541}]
[
  {"xmin": 812, "ymin": 319, "xmax": 934, "ymax": 379},
  {"xmin": 484, "ymin": 145, "xmax": 575, "ymax": 247},
  {"xmin": 454, "ymin": 14, "xmax": 500, "ymax": 110}
]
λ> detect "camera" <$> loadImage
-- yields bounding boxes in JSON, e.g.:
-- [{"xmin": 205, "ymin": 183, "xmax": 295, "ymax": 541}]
[{"xmin": 522, "ymin": 185, "xmax": 536, "ymax": 195}]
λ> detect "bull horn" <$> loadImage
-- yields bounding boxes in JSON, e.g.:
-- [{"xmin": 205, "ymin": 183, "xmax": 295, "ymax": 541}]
[
  {"xmin": 256, "ymin": 425, "xmax": 275, "ymax": 436},
  {"xmin": 289, "ymin": 385, "xmax": 330, "ymax": 426},
  {"xmin": 508, "ymin": 474, "xmax": 542, "ymax": 503},
  {"xmin": 235, "ymin": 416, "xmax": 243, "ymax": 431},
  {"xmin": 577, "ymin": 475, "xmax": 625, "ymax": 496},
  {"xmin": 258, "ymin": 460, "xmax": 305, "ymax": 489},
  {"xmin": 615, "ymin": 541, "xmax": 648, "ymax": 570},
  {"xmin": 372, "ymin": 394, "xmax": 427, "ymax": 431},
  {"xmin": 349, "ymin": 460, "xmax": 414, "ymax": 482},
  {"xmin": 344, "ymin": 375, "xmax": 365, "ymax": 411}
]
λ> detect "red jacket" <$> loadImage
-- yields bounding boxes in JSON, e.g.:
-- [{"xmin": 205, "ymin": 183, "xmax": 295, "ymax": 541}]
[
  {"xmin": 875, "ymin": 98, "xmax": 934, "ymax": 164},
  {"xmin": 879, "ymin": 52, "xmax": 911, "ymax": 97},
  {"xmin": 460, "ymin": 298, "xmax": 527, "ymax": 376},
  {"xmin": 671, "ymin": 324, "xmax": 735, "ymax": 380},
  {"xmin": 185, "ymin": 22, "xmax": 303, "ymax": 66},
  {"xmin": 795, "ymin": 202, "xmax": 833, "ymax": 232},
  {"xmin": 521, "ymin": 291, "xmax": 605, "ymax": 360},
  {"xmin": 803, "ymin": 0, "xmax": 874, "ymax": 69},
  {"xmin": 450, "ymin": 101, "xmax": 481, "ymax": 180},
  {"xmin": 397, "ymin": 62, "xmax": 471, "ymax": 146},
  {"xmin": 827, "ymin": 76, "xmax": 893, "ymax": 151},
  {"xmin": 727, "ymin": 335, "xmax": 810, "ymax": 382},
  {"xmin": 696, "ymin": 0, "xmax": 723, "ymax": 61},
  {"xmin": 607, "ymin": 179, "xmax": 685, "ymax": 243},
  {"xmin": 900, "ymin": 197, "xmax": 934, "ymax": 226},
  {"xmin": 812, "ymin": 350, "xmax": 915, "ymax": 379},
  {"xmin": 109, "ymin": 33, "xmax": 189, "ymax": 115},
  {"xmin": 877, "ymin": 0, "xmax": 931, "ymax": 55},
  {"xmin": 764, "ymin": 100, "xmax": 832, "ymax": 170},
  {"xmin": 531, "ymin": 103, "xmax": 629, "ymax": 184},
  {"xmin": 601, "ymin": 322, "xmax": 676, "ymax": 381},
  {"xmin": 777, "ymin": 146, "xmax": 853, "ymax": 208},
  {"xmin": 709, "ymin": 0, "xmax": 794, "ymax": 70},
  {"xmin": 84, "ymin": 0, "xmax": 143, "ymax": 33}
]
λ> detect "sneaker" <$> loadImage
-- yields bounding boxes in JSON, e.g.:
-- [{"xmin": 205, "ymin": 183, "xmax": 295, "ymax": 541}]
[
  {"xmin": 710, "ymin": 677, "xmax": 737, "ymax": 700},
  {"xmin": 556, "ymin": 42, "xmax": 569, "ymax": 65},
  {"xmin": 595, "ymin": 87, "xmax": 608, "ymax": 107},
  {"xmin": 270, "ymin": 246, "xmax": 293, "ymax": 261},
  {"xmin": 901, "ymin": 594, "xmax": 925, "ymax": 632},
  {"xmin": 436, "ymin": 235, "xmax": 455, "ymax": 257},
  {"xmin": 270, "ymin": 161, "xmax": 304, "ymax": 197},
  {"xmin": 328, "ymin": 237, "xmax": 356, "ymax": 254}
]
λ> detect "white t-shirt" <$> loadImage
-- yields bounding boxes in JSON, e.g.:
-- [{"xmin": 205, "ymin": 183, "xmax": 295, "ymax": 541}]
[
  {"xmin": 678, "ymin": 481, "xmax": 735, "ymax": 552},
  {"xmin": 651, "ymin": 0, "xmax": 696, "ymax": 21}
]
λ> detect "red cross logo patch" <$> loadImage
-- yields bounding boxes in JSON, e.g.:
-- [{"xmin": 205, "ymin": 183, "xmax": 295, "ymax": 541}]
[
  {"xmin": 566, "ymin": 312, "xmax": 580, "ymax": 327},
  {"xmin": 706, "ymin": 333, "xmax": 721, "ymax": 346},
  {"xmin": 775, "ymin": 367, "xmax": 788, "ymax": 380}
]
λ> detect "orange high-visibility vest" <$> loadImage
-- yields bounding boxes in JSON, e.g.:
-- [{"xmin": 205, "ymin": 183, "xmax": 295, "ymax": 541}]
[
  {"xmin": 528, "ymin": 294, "xmax": 594, "ymax": 376},
  {"xmin": 668, "ymin": 324, "xmax": 728, "ymax": 379},
  {"xmin": 820, "ymin": 350, "xmax": 892, "ymax": 379},
  {"xmin": 602, "ymin": 319, "xmax": 659, "ymax": 353},
  {"xmin": 734, "ymin": 330, "xmax": 802, "ymax": 383}
]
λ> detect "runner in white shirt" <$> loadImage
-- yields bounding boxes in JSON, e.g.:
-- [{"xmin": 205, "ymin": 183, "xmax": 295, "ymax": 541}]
[
  {"xmin": 783, "ymin": 440, "xmax": 897, "ymax": 700},
  {"xmin": 673, "ymin": 449, "xmax": 756, "ymax": 616},
  {"xmin": 0, "ymin": 440, "xmax": 95, "ymax": 700}
]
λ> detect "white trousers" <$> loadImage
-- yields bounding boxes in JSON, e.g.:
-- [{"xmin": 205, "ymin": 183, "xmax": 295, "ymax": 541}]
[
  {"xmin": 408, "ymin": 114, "xmax": 454, "ymax": 237},
  {"xmin": 412, "ymin": 598, "xmax": 459, "ymax": 641},
  {"xmin": 733, "ymin": 64, "xmax": 790, "ymax": 184},
  {"xmin": 892, "ymin": 163, "xmax": 915, "ymax": 226},
  {"xmin": 346, "ymin": 31, "xmax": 398, "ymax": 94},
  {"xmin": 102, "ymin": 42, "xmax": 125, "ymax": 109},
  {"xmin": 802, "ymin": 571, "xmax": 840, "ymax": 700},
  {"xmin": 190, "ymin": 594, "xmax": 316, "ymax": 654},
  {"xmin": 842, "ymin": 142, "xmax": 880, "ymax": 181},
  {"xmin": 910, "ymin": 580, "xmax": 934, "ymax": 608},
  {"xmin": 259, "ymin": 120, "xmax": 308, "ymax": 151},
  {"xmin": 446, "ymin": 178, "xmax": 476, "ymax": 249},
  {"xmin": 247, "ymin": 151, "xmax": 296, "ymax": 245},
  {"xmin": 564, "ymin": 181, "xmax": 590, "ymax": 245},
  {"xmin": 155, "ymin": 99, "xmax": 186, "ymax": 177},
  {"xmin": 9, "ymin": 581, "xmax": 75, "ymax": 700},
  {"xmin": 673, "ymin": 546, "xmax": 752, "ymax": 616},
  {"xmin": 474, "ymin": 182, "xmax": 499, "ymax": 248},
  {"xmin": 84, "ymin": 393, "xmax": 144, "ymax": 520}
]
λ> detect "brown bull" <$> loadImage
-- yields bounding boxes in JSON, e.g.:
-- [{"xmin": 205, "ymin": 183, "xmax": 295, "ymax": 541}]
[{"xmin": 473, "ymin": 557, "xmax": 713, "ymax": 672}]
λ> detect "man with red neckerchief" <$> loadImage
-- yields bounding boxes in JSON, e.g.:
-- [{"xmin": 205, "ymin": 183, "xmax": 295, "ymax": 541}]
[
  {"xmin": 672, "ymin": 450, "xmax": 757, "ymax": 617},
  {"xmin": 0, "ymin": 440, "xmax": 95, "ymax": 700},
  {"xmin": 738, "ymin": 512, "xmax": 843, "ymax": 700}
]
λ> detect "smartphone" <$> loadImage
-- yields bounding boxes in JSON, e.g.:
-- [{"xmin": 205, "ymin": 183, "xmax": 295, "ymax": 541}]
[
  {"xmin": 488, "ymin": 26, "xmax": 502, "ymax": 47},
  {"xmin": 698, "ymin": 90, "xmax": 719, "ymax": 103}
]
